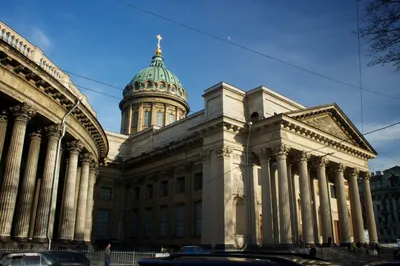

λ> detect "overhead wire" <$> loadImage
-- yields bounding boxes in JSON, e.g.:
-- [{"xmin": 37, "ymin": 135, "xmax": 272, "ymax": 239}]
[
  {"xmin": 356, "ymin": 0, "xmax": 364, "ymax": 133},
  {"xmin": 110, "ymin": 0, "xmax": 400, "ymax": 102}
]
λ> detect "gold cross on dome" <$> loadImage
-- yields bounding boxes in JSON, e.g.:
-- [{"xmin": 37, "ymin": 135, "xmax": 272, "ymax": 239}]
[{"xmin": 156, "ymin": 34, "xmax": 163, "ymax": 49}]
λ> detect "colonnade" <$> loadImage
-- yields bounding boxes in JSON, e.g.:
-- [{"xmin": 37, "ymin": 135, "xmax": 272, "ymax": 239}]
[
  {"xmin": 257, "ymin": 144, "xmax": 378, "ymax": 247},
  {"xmin": 0, "ymin": 102, "xmax": 98, "ymax": 244}
]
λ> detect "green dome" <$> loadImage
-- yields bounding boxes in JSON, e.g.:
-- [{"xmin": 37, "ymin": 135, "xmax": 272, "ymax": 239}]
[{"xmin": 123, "ymin": 54, "xmax": 188, "ymax": 102}]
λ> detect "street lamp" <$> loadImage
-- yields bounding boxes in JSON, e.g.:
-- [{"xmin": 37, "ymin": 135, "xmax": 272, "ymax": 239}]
[{"xmin": 47, "ymin": 97, "xmax": 82, "ymax": 250}]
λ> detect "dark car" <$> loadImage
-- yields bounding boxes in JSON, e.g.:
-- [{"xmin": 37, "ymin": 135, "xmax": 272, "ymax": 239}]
[{"xmin": 0, "ymin": 251, "xmax": 90, "ymax": 266}]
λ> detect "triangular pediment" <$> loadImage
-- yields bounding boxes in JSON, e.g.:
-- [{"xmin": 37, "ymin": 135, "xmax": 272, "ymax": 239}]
[
  {"xmin": 302, "ymin": 113, "xmax": 356, "ymax": 144},
  {"xmin": 285, "ymin": 104, "xmax": 376, "ymax": 154}
]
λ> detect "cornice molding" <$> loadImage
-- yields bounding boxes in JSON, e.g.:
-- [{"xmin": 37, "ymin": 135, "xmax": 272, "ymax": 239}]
[{"xmin": 0, "ymin": 43, "xmax": 108, "ymax": 160}]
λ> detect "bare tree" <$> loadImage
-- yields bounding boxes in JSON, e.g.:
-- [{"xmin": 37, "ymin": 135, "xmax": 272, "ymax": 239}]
[{"xmin": 359, "ymin": 0, "xmax": 400, "ymax": 70}]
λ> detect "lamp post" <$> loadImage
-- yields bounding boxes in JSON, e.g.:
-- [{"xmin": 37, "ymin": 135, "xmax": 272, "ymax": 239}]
[{"xmin": 47, "ymin": 97, "xmax": 82, "ymax": 250}]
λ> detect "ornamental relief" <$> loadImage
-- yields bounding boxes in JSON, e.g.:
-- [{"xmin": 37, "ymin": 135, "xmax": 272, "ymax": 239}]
[{"xmin": 302, "ymin": 114, "xmax": 352, "ymax": 142}]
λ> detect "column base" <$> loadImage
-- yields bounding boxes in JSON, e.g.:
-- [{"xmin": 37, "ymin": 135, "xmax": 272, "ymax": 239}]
[
  {"xmin": 14, "ymin": 237, "xmax": 29, "ymax": 243},
  {"xmin": 32, "ymin": 237, "xmax": 48, "ymax": 243},
  {"xmin": 0, "ymin": 235, "xmax": 12, "ymax": 242}
]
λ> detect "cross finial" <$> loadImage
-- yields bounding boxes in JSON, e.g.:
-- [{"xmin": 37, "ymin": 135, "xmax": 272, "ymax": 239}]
[{"xmin": 156, "ymin": 34, "xmax": 163, "ymax": 50}]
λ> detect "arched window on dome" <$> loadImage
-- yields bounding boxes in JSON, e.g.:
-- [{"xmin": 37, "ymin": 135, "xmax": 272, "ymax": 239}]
[
  {"xmin": 146, "ymin": 81, "xmax": 153, "ymax": 89},
  {"xmin": 170, "ymin": 85, "xmax": 176, "ymax": 93},
  {"xmin": 158, "ymin": 82, "xmax": 165, "ymax": 90},
  {"xmin": 134, "ymin": 82, "xmax": 140, "ymax": 90}
]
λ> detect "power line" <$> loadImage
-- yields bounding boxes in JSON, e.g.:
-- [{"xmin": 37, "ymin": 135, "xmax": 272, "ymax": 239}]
[
  {"xmin": 111, "ymin": 0, "xmax": 400, "ymax": 102},
  {"xmin": 356, "ymin": 0, "xmax": 364, "ymax": 133}
]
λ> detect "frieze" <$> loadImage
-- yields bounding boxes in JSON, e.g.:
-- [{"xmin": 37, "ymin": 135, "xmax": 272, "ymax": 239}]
[{"xmin": 303, "ymin": 114, "xmax": 350, "ymax": 142}]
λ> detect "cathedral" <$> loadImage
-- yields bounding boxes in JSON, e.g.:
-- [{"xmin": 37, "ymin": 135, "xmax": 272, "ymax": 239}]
[{"xmin": 0, "ymin": 20, "xmax": 378, "ymax": 250}]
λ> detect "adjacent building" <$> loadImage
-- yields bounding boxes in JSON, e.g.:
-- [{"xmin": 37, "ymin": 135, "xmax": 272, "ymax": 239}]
[{"xmin": 359, "ymin": 166, "xmax": 400, "ymax": 243}]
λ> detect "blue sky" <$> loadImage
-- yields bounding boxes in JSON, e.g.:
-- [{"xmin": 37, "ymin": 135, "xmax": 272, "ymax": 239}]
[{"xmin": 1, "ymin": 0, "xmax": 399, "ymax": 171}]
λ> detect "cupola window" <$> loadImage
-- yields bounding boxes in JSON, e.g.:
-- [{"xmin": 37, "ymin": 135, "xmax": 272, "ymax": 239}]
[
  {"xmin": 156, "ymin": 111, "xmax": 164, "ymax": 127},
  {"xmin": 144, "ymin": 111, "xmax": 151, "ymax": 126},
  {"xmin": 132, "ymin": 111, "xmax": 138, "ymax": 128},
  {"xmin": 168, "ymin": 113, "xmax": 175, "ymax": 124},
  {"xmin": 147, "ymin": 82, "xmax": 153, "ymax": 89}
]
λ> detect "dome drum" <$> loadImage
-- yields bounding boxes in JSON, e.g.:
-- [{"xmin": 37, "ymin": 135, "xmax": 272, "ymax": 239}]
[{"xmin": 120, "ymin": 38, "xmax": 190, "ymax": 135}]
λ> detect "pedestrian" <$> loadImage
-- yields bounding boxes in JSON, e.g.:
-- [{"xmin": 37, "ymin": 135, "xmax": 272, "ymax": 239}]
[{"xmin": 104, "ymin": 243, "xmax": 111, "ymax": 266}]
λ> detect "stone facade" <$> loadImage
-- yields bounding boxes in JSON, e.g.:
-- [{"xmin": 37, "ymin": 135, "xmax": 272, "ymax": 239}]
[
  {"xmin": 0, "ymin": 21, "xmax": 380, "ymax": 250},
  {"xmin": 94, "ymin": 80, "xmax": 379, "ymax": 249},
  {"xmin": 0, "ymin": 22, "xmax": 108, "ymax": 248}
]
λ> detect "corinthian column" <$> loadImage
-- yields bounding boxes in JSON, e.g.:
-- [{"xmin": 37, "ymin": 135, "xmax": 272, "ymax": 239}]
[
  {"xmin": 315, "ymin": 156, "xmax": 333, "ymax": 244},
  {"xmin": 33, "ymin": 124, "xmax": 62, "ymax": 242},
  {"xmin": 297, "ymin": 152, "xmax": 314, "ymax": 244},
  {"xmin": 348, "ymin": 168, "xmax": 364, "ymax": 244},
  {"xmin": 363, "ymin": 173, "xmax": 378, "ymax": 244},
  {"xmin": 0, "ymin": 103, "xmax": 36, "ymax": 240},
  {"xmin": 273, "ymin": 144, "xmax": 292, "ymax": 247},
  {"xmin": 334, "ymin": 163, "xmax": 351, "ymax": 245},
  {"xmin": 84, "ymin": 162, "xmax": 98, "ymax": 242},
  {"xmin": 13, "ymin": 132, "xmax": 42, "ymax": 240},
  {"xmin": 74, "ymin": 153, "xmax": 92, "ymax": 242},
  {"xmin": 58, "ymin": 140, "xmax": 83, "ymax": 241},
  {"xmin": 258, "ymin": 148, "xmax": 274, "ymax": 247},
  {"xmin": 0, "ymin": 110, "xmax": 8, "ymax": 164}
]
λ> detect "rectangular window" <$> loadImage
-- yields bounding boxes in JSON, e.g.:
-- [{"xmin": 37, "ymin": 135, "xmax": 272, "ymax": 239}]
[
  {"xmin": 176, "ymin": 204, "xmax": 185, "ymax": 237},
  {"xmin": 176, "ymin": 177, "xmax": 185, "ymax": 194},
  {"xmin": 132, "ymin": 111, "xmax": 138, "ymax": 127},
  {"xmin": 146, "ymin": 184, "xmax": 153, "ymax": 199},
  {"xmin": 168, "ymin": 113, "xmax": 175, "ymax": 124},
  {"xmin": 194, "ymin": 173, "xmax": 203, "ymax": 191},
  {"xmin": 160, "ymin": 206, "xmax": 168, "ymax": 237},
  {"xmin": 156, "ymin": 111, "xmax": 164, "ymax": 127},
  {"xmin": 131, "ymin": 209, "xmax": 138, "ymax": 237},
  {"xmin": 100, "ymin": 187, "xmax": 112, "ymax": 201},
  {"xmin": 145, "ymin": 208, "xmax": 152, "ymax": 236},
  {"xmin": 159, "ymin": 180, "xmax": 168, "ymax": 197},
  {"xmin": 95, "ymin": 209, "xmax": 110, "ymax": 237},
  {"xmin": 194, "ymin": 201, "xmax": 202, "ymax": 236},
  {"xmin": 144, "ymin": 111, "xmax": 151, "ymax": 126},
  {"xmin": 134, "ymin": 187, "xmax": 140, "ymax": 201},
  {"xmin": 330, "ymin": 185, "xmax": 336, "ymax": 199}
]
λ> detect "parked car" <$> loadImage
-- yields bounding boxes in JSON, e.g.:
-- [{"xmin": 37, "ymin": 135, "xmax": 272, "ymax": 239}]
[{"xmin": 0, "ymin": 251, "xmax": 90, "ymax": 266}]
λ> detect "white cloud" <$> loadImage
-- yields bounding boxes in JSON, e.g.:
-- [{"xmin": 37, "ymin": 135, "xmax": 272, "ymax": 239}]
[{"xmin": 31, "ymin": 28, "xmax": 51, "ymax": 51}]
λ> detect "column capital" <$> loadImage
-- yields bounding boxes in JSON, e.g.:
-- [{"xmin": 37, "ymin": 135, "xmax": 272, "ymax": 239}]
[
  {"xmin": 67, "ymin": 140, "xmax": 84, "ymax": 153},
  {"xmin": 29, "ymin": 131, "xmax": 42, "ymax": 141},
  {"xmin": 313, "ymin": 156, "xmax": 329, "ymax": 168},
  {"xmin": 81, "ymin": 152, "xmax": 94, "ymax": 164},
  {"xmin": 272, "ymin": 143, "xmax": 290, "ymax": 159},
  {"xmin": 10, "ymin": 103, "xmax": 36, "ymax": 122},
  {"xmin": 349, "ymin": 168, "xmax": 359, "ymax": 177},
  {"xmin": 256, "ymin": 148, "xmax": 272, "ymax": 163},
  {"xmin": 335, "ymin": 163, "xmax": 346, "ymax": 173},
  {"xmin": 296, "ymin": 151, "xmax": 310, "ymax": 163},
  {"xmin": 45, "ymin": 124, "xmax": 62, "ymax": 139},
  {"xmin": 90, "ymin": 161, "xmax": 99, "ymax": 173},
  {"xmin": 0, "ymin": 110, "xmax": 8, "ymax": 122},
  {"xmin": 362, "ymin": 172, "xmax": 371, "ymax": 181},
  {"xmin": 215, "ymin": 144, "xmax": 233, "ymax": 158}
]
